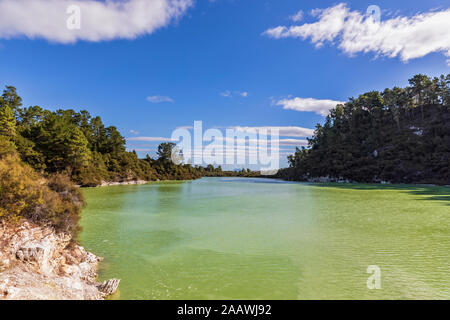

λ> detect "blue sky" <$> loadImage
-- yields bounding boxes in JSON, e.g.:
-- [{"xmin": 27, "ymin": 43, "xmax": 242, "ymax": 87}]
[{"xmin": 0, "ymin": 0, "xmax": 449, "ymax": 168}]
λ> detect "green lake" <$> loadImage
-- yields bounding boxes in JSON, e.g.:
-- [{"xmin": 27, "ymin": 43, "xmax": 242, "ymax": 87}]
[{"xmin": 80, "ymin": 177, "xmax": 450, "ymax": 299}]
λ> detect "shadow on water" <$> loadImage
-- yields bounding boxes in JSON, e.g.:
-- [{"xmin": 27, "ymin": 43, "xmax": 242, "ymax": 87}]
[{"xmin": 309, "ymin": 182, "xmax": 450, "ymax": 206}]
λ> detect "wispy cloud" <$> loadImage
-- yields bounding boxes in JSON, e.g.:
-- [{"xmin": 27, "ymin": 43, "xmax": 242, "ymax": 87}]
[
  {"xmin": 127, "ymin": 136, "xmax": 178, "ymax": 142},
  {"xmin": 290, "ymin": 10, "xmax": 303, "ymax": 22},
  {"xmin": 129, "ymin": 129, "xmax": 139, "ymax": 135},
  {"xmin": 0, "ymin": 0, "xmax": 193, "ymax": 43},
  {"xmin": 147, "ymin": 96, "xmax": 174, "ymax": 103},
  {"xmin": 220, "ymin": 90, "xmax": 232, "ymax": 98},
  {"xmin": 186, "ymin": 137, "xmax": 308, "ymax": 148},
  {"xmin": 233, "ymin": 126, "xmax": 314, "ymax": 137},
  {"xmin": 275, "ymin": 97, "xmax": 344, "ymax": 116},
  {"xmin": 220, "ymin": 90, "xmax": 248, "ymax": 98},
  {"xmin": 126, "ymin": 148, "xmax": 157, "ymax": 152},
  {"xmin": 279, "ymin": 139, "xmax": 308, "ymax": 146},
  {"xmin": 171, "ymin": 125, "xmax": 313, "ymax": 138},
  {"xmin": 128, "ymin": 135, "xmax": 308, "ymax": 147},
  {"xmin": 263, "ymin": 3, "xmax": 450, "ymax": 63},
  {"xmin": 176, "ymin": 125, "xmax": 194, "ymax": 130}
]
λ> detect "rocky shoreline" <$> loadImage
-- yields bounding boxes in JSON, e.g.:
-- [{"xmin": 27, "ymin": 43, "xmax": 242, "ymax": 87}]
[
  {"xmin": 99, "ymin": 180, "xmax": 148, "ymax": 187},
  {"xmin": 0, "ymin": 221, "xmax": 119, "ymax": 300}
]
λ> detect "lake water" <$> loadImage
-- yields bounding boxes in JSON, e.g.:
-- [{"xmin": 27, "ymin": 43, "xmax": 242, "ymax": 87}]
[{"xmin": 80, "ymin": 177, "xmax": 450, "ymax": 299}]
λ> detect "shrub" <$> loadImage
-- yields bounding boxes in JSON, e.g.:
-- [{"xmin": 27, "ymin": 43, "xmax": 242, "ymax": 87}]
[
  {"xmin": 0, "ymin": 153, "xmax": 84, "ymax": 238},
  {"xmin": 0, "ymin": 135, "xmax": 16, "ymax": 158}
]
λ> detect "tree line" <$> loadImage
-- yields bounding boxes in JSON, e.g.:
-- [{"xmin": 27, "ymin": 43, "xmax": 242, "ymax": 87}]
[
  {"xmin": 0, "ymin": 86, "xmax": 258, "ymax": 187},
  {"xmin": 0, "ymin": 86, "xmax": 259, "ymax": 236},
  {"xmin": 277, "ymin": 74, "xmax": 450, "ymax": 185}
]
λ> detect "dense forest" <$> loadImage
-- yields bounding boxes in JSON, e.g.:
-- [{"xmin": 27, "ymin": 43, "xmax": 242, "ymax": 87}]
[
  {"xmin": 0, "ymin": 86, "xmax": 257, "ymax": 187},
  {"xmin": 277, "ymin": 74, "xmax": 450, "ymax": 185}
]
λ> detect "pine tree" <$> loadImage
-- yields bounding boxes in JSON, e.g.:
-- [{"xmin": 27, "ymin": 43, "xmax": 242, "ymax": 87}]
[
  {"xmin": 67, "ymin": 127, "xmax": 91, "ymax": 170},
  {"xmin": 1, "ymin": 86, "xmax": 22, "ymax": 116},
  {"xmin": 0, "ymin": 105, "xmax": 16, "ymax": 137}
]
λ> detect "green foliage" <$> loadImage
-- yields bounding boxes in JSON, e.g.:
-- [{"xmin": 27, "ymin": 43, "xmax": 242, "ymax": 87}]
[
  {"xmin": 1, "ymin": 86, "xmax": 22, "ymax": 116},
  {"xmin": 0, "ymin": 104, "xmax": 16, "ymax": 137},
  {"xmin": 279, "ymin": 74, "xmax": 450, "ymax": 185},
  {"xmin": 157, "ymin": 142, "xmax": 176, "ymax": 161},
  {"xmin": 13, "ymin": 135, "xmax": 46, "ymax": 171},
  {"xmin": 0, "ymin": 135, "xmax": 17, "ymax": 158},
  {"xmin": 0, "ymin": 152, "xmax": 84, "ymax": 237},
  {"xmin": 1, "ymin": 85, "xmax": 259, "ymax": 188}
]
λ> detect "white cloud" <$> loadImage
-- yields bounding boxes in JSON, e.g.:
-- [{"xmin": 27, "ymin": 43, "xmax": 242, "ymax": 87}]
[
  {"xmin": 220, "ymin": 90, "xmax": 248, "ymax": 98},
  {"xmin": 290, "ymin": 10, "xmax": 303, "ymax": 22},
  {"xmin": 275, "ymin": 97, "xmax": 344, "ymax": 116},
  {"xmin": 129, "ymin": 129, "xmax": 139, "ymax": 135},
  {"xmin": 263, "ymin": 3, "xmax": 450, "ymax": 63},
  {"xmin": 0, "ymin": 0, "xmax": 193, "ymax": 43},
  {"xmin": 233, "ymin": 126, "xmax": 314, "ymax": 137},
  {"xmin": 279, "ymin": 139, "xmax": 308, "ymax": 146},
  {"xmin": 127, "ymin": 148, "xmax": 156, "ymax": 152},
  {"xmin": 128, "ymin": 135, "xmax": 308, "ymax": 148},
  {"xmin": 147, "ymin": 95, "xmax": 174, "ymax": 103},
  {"xmin": 220, "ymin": 90, "xmax": 232, "ymax": 97},
  {"xmin": 127, "ymin": 136, "xmax": 177, "ymax": 142},
  {"xmin": 198, "ymin": 136, "xmax": 308, "ymax": 148}
]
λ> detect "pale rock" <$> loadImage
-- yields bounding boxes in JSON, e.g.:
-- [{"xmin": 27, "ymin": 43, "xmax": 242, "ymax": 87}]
[{"xmin": 0, "ymin": 221, "xmax": 119, "ymax": 300}]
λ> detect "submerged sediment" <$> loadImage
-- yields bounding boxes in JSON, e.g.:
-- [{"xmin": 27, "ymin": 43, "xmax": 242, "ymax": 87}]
[{"xmin": 0, "ymin": 221, "xmax": 119, "ymax": 300}]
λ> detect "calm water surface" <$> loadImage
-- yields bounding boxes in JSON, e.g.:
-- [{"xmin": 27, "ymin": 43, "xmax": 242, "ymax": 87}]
[{"xmin": 80, "ymin": 178, "xmax": 450, "ymax": 299}]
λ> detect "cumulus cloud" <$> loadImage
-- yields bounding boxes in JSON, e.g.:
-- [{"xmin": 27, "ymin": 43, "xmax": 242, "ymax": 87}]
[
  {"xmin": 0, "ymin": 0, "xmax": 193, "ymax": 43},
  {"xmin": 233, "ymin": 126, "xmax": 314, "ymax": 137},
  {"xmin": 275, "ymin": 97, "xmax": 344, "ymax": 116},
  {"xmin": 263, "ymin": 3, "xmax": 450, "ymax": 62},
  {"xmin": 147, "ymin": 95, "xmax": 174, "ymax": 103}
]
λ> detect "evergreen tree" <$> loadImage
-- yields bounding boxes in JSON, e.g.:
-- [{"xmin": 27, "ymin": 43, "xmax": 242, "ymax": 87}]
[
  {"xmin": 1, "ymin": 86, "xmax": 22, "ymax": 117},
  {"xmin": 67, "ymin": 127, "xmax": 91, "ymax": 171},
  {"xmin": 157, "ymin": 142, "xmax": 176, "ymax": 161},
  {"xmin": 279, "ymin": 73, "xmax": 450, "ymax": 185},
  {"xmin": 0, "ymin": 104, "xmax": 16, "ymax": 137}
]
